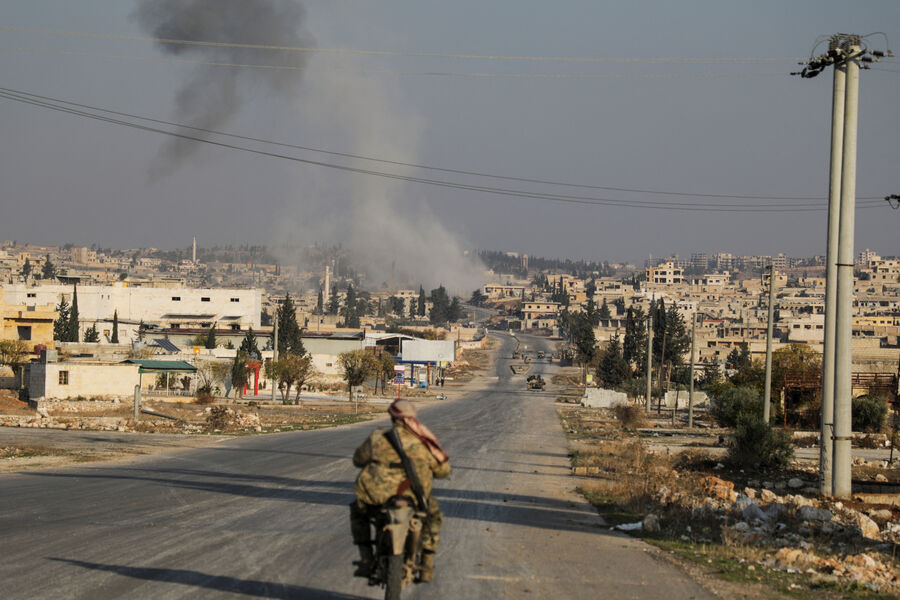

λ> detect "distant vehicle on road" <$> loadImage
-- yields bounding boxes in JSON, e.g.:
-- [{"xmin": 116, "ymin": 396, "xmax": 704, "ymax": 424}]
[{"xmin": 527, "ymin": 375, "xmax": 545, "ymax": 390}]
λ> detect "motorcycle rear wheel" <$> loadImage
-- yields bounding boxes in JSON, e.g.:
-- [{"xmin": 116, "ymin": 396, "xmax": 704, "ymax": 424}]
[{"xmin": 384, "ymin": 553, "xmax": 404, "ymax": 600}]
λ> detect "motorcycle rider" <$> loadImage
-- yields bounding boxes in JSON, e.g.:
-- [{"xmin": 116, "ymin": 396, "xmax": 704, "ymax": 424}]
[{"xmin": 350, "ymin": 398, "xmax": 450, "ymax": 583}]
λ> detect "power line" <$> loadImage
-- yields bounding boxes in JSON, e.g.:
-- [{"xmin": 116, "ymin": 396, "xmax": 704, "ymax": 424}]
[
  {"xmin": 0, "ymin": 25, "xmax": 804, "ymax": 64},
  {"xmin": 0, "ymin": 45, "xmax": 792, "ymax": 80},
  {"xmin": 0, "ymin": 87, "xmax": 887, "ymax": 213},
  {"xmin": 0, "ymin": 85, "xmax": 884, "ymax": 204}
]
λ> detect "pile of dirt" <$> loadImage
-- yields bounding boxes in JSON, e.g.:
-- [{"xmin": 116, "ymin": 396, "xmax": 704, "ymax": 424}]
[{"xmin": 0, "ymin": 390, "xmax": 27, "ymax": 411}]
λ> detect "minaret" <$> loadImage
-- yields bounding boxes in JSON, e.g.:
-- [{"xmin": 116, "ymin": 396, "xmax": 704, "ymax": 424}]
[
  {"xmin": 324, "ymin": 265, "xmax": 331, "ymax": 297},
  {"xmin": 192, "ymin": 237, "xmax": 197, "ymax": 263}
]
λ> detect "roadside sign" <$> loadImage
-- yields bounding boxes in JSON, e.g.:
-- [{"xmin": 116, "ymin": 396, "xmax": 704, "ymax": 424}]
[
  {"xmin": 585, "ymin": 374, "xmax": 593, "ymax": 384},
  {"xmin": 193, "ymin": 346, "xmax": 201, "ymax": 354},
  {"xmin": 393, "ymin": 365, "xmax": 405, "ymax": 384}
]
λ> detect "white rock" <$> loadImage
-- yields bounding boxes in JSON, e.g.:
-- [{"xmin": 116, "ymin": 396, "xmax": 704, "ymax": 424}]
[
  {"xmin": 642, "ymin": 514, "xmax": 661, "ymax": 533},
  {"xmin": 855, "ymin": 514, "xmax": 880, "ymax": 539},
  {"xmin": 733, "ymin": 521, "xmax": 750, "ymax": 532},
  {"xmin": 875, "ymin": 474, "xmax": 888, "ymax": 483},
  {"xmin": 787, "ymin": 478, "xmax": 804, "ymax": 489}
]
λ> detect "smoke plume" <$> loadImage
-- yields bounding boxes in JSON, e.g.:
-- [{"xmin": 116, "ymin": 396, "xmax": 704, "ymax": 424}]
[{"xmin": 133, "ymin": 0, "xmax": 314, "ymax": 176}]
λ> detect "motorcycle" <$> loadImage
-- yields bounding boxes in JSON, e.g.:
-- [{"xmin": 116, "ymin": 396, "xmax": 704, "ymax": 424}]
[{"xmin": 367, "ymin": 495, "xmax": 428, "ymax": 600}]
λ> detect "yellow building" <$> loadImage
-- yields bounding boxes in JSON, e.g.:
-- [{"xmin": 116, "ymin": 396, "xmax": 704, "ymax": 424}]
[{"xmin": 0, "ymin": 296, "xmax": 57, "ymax": 350}]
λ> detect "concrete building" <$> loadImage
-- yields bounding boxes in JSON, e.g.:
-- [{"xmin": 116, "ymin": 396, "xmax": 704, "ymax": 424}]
[
  {"xmin": 0, "ymin": 296, "xmax": 56, "ymax": 349},
  {"xmin": 2, "ymin": 283, "xmax": 261, "ymax": 341},
  {"xmin": 523, "ymin": 301, "xmax": 560, "ymax": 329},
  {"xmin": 645, "ymin": 260, "xmax": 684, "ymax": 285}
]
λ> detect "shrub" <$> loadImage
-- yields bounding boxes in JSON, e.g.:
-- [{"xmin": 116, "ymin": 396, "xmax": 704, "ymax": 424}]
[
  {"xmin": 612, "ymin": 403, "xmax": 647, "ymax": 430},
  {"xmin": 852, "ymin": 395, "xmax": 888, "ymax": 433},
  {"xmin": 727, "ymin": 415, "xmax": 794, "ymax": 469},
  {"xmin": 711, "ymin": 386, "xmax": 762, "ymax": 428}
]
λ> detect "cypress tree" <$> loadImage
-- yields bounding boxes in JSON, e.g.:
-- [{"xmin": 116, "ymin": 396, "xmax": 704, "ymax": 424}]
[
  {"xmin": 277, "ymin": 294, "xmax": 306, "ymax": 356},
  {"xmin": 205, "ymin": 322, "xmax": 217, "ymax": 349},
  {"xmin": 53, "ymin": 296, "xmax": 70, "ymax": 341},
  {"xmin": 68, "ymin": 285, "xmax": 80, "ymax": 342},
  {"xmin": 111, "ymin": 309, "xmax": 119, "ymax": 344}
]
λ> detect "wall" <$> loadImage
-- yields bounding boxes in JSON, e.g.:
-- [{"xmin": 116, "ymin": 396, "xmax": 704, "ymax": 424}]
[{"xmin": 29, "ymin": 362, "xmax": 140, "ymax": 400}]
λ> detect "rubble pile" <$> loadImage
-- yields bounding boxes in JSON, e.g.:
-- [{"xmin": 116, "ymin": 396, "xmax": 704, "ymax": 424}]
[
  {"xmin": 647, "ymin": 475, "xmax": 900, "ymax": 593},
  {"xmin": 205, "ymin": 407, "xmax": 262, "ymax": 432}
]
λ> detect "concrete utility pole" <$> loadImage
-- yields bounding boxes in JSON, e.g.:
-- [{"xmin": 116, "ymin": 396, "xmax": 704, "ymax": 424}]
[
  {"xmin": 795, "ymin": 33, "xmax": 892, "ymax": 498},
  {"xmin": 833, "ymin": 44, "xmax": 861, "ymax": 498},
  {"xmin": 763, "ymin": 264, "xmax": 776, "ymax": 423},
  {"xmin": 645, "ymin": 299, "xmax": 654, "ymax": 411},
  {"xmin": 820, "ymin": 52, "xmax": 846, "ymax": 497},
  {"xmin": 688, "ymin": 311, "xmax": 696, "ymax": 428}
]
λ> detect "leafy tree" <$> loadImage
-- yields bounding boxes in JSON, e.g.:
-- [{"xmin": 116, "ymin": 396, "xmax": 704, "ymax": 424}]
[
  {"xmin": 408, "ymin": 298, "xmax": 417, "ymax": 319},
  {"xmin": 585, "ymin": 278, "xmax": 596, "ymax": 299},
  {"xmin": 84, "ymin": 324, "xmax": 100, "ymax": 343},
  {"xmin": 623, "ymin": 306, "xmax": 646, "ymax": 373},
  {"xmin": 67, "ymin": 285, "xmax": 80, "ymax": 342},
  {"xmin": 277, "ymin": 294, "xmax": 306, "ymax": 355},
  {"xmin": 239, "ymin": 330, "xmax": 260, "ymax": 359},
  {"xmin": 338, "ymin": 350, "xmax": 376, "ymax": 409},
  {"xmin": 596, "ymin": 334, "xmax": 628, "ymax": 388},
  {"xmin": 711, "ymin": 386, "xmax": 762, "ymax": 427},
  {"xmin": 326, "ymin": 285, "xmax": 341, "ymax": 315},
  {"xmin": 448, "ymin": 297, "xmax": 463, "ymax": 323},
  {"xmin": 598, "ymin": 298, "xmax": 612, "ymax": 320},
  {"xmin": 137, "ymin": 320, "xmax": 149, "ymax": 341},
  {"xmin": 111, "ymin": 310, "xmax": 120, "ymax": 344},
  {"xmin": 42, "ymin": 255, "xmax": 56, "ymax": 279},
  {"xmin": 469, "ymin": 289, "xmax": 487, "ymax": 306},
  {"xmin": 853, "ymin": 396, "xmax": 888, "ymax": 432},
  {"xmin": 726, "ymin": 345, "xmax": 751, "ymax": 370},
  {"xmin": 417, "ymin": 286, "xmax": 427, "ymax": 317},
  {"xmin": 389, "ymin": 296, "xmax": 405, "ymax": 315},
  {"xmin": 727, "ymin": 414, "xmax": 794, "ymax": 468},
  {"xmin": 375, "ymin": 352, "xmax": 397, "ymax": 395},
  {"xmin": 429, "ymin": 285, "xmax": 452, "ymax": 325},
  {"xmin": 205, "ymin": 323, "xmax": 217, "ymax": 349},
  {"xmin": 53, "ymin": 296, "xmax": 71, "ymax": 342},
  {"xmin": 0, "ymin": 340, "xmax": 30, "ymax": 388},
  {"xmin": 230, "ymin": 351, "xmax": 250, "ymax": 399},
  {"xmin": 315, "ymin": 288, "xmax": 324, "ymax": 314},
  {"xmin": 269, "ymin": 353, "xmax": 316, "ymax": 404}
]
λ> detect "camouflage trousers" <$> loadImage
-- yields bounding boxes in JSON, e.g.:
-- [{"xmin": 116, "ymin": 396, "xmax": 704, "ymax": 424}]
[{"xmin": 350, "ymin": 496, "xmax": 443, "ymax": 553}]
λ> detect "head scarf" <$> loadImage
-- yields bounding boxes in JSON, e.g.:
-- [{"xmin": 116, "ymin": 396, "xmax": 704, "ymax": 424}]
[{"xmin": 388, "ymin": 399, "xmax": 449, "ymax": 464}]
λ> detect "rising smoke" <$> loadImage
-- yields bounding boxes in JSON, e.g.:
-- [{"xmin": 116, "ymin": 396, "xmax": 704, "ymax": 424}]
[
  {"xmin": 135, "ymin": 0, "xmax": 485, "ymax": 294},
  {"xmin": 133, "ymin": 0, "xmax": 314, "ymax": 176}
]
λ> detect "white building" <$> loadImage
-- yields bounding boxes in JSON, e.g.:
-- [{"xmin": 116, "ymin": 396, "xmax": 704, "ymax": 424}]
[{"xmin": 2, "ymin": 282, "xmax": 261, "ymax": 341}]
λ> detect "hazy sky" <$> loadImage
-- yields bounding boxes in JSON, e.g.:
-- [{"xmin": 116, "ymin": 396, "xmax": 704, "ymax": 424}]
[{"xmin": 1, "ymin": 1, "xmax": 898, "ymax": 275}]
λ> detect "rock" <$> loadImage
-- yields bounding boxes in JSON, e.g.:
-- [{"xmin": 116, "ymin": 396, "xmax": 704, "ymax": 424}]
[
  {"xmin": 855, "ymin": 513, "xmax": 880, "ymax": 539},
  {"xmin": 701, "ymin": 476, "xmax": 736, "ymax": 502},
  {"xmin": 743, "ymin": 487, "xmax": 757, "ymax": 499},
  {"xmin": 743, "ymin": 503, "xmax": 770, "ymax": 522},
  {"xmin": 788, "ymin": 495, "xmax": 814, "ymax": 508},
  {"xmin": 759, "ymin": 489, "xmax": 777, "ymax": 504},
  {"xmin": 656, "ymin": 486, "xmax": 671, "ymax": 503},
  {"xmin": 735, "ymin": 494, "xmax": 755, "ymax": 512},
  {"xmin": 732, "ymin": 521, "xmax": 750, "ymax": 532},
  {"xmin": 774, "ymin": 481, "xmax": 787, "ymax": 491},
  {"xmin": 875, "ymin": 474, "xmax": 888, "ymax": 483},
  {"xmin": 797, "ymin": 506, "xmax": 834, "ymax": 522},
  {"xmin": 642, "ymin": 514, "xmax": 661, "ymax": 533},
  {"xmin": 867, "ymin": 509, "xmax": 893, "ymax": 522},
  {"xmin": 762, "ymin": 481, "xmax": 774, "ymax": 489},
  {"xmin": 36, "ymin": 407, "xmax": 50, "ymax": 419},
  {"xmin": 788, "ymin": 478, "xmax": 804, "ymax": 489},
  {"xmin": 801, "ymin": 487, "xmax": 819, "ymax": 496}
]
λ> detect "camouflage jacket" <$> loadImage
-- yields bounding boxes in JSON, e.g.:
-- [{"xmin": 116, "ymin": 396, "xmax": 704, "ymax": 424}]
[{"xmin": 353, "ymin": 424, "xmax": 451, "ymax": 506}]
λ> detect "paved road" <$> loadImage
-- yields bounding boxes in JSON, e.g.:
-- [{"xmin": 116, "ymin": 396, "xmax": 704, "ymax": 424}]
[{"xmin": 0, "ymin": 334, "xmax": 715, "ymax": 599}]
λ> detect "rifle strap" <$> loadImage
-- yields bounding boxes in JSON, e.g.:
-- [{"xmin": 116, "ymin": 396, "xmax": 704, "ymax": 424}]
[{"xmin": 384, "ymin": 429, "xmax": 428, "ymax": 511}]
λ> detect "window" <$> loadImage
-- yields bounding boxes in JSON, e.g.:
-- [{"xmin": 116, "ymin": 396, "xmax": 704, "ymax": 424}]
[
  {"xmin": 172, "ymin": 296, "xmax": 181, "ymax": 301},
  {"xmin": 230, "ymin": 298, "xmax": 240, "ymax": 302},
  {"xmin": 17, "ymin": 326, "xmax": 32, "ymax": 341},
  {"xmin": 58, "ymin": 371, "xmax": 69, "ymax": 385},
  {"xmin": 201, "ymin": 297, "xmax": 210, "ymax": 302},
  {"xmin": 230, "ymin": 325, "xmax": 241, "ymax": 331},
  {"xmin": 27, "ymin": 293, "xmax": 36, "ymax": 298}
]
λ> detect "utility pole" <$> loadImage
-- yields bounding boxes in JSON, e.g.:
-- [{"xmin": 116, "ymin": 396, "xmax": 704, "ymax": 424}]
[
  {"xmin": 794, "ymin": 33, "xmax": 892, "ymax": 499},
  {"xmin": 645, "ymin": 298, "xmax": 654, "ymax": 411},
  {"xmin": 763, "ymin": 264, "xmax": 776, "ymax": 423},
  {"xmin": 832, "ymin": 43, "xmax": 860, "ymax": 499},
  {"xmin": 688, "ymin": 311, "xmax": 697, "ymax": 428},
  {"xmin": 820, "ymin": 49, "xmax": 846, "ymax": 497}
]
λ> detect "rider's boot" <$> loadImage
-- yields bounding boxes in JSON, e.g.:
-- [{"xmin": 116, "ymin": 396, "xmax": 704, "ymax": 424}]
[
  {"xmin": 353, "ymin": 544, "xmax": 375, "ymax": 577},
  {"xmin": 418, "ymin": 551, "xmax": 436, "ymax": 583}
]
